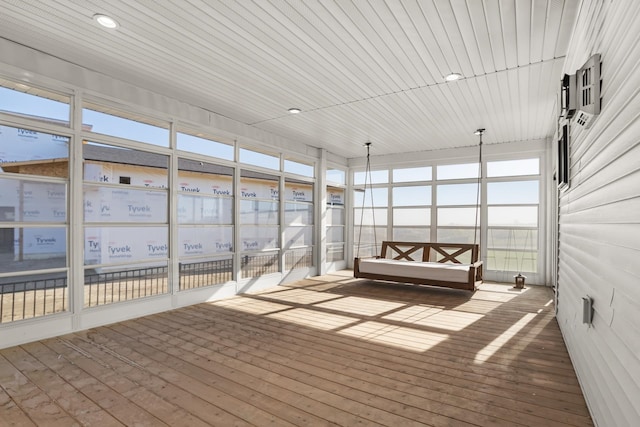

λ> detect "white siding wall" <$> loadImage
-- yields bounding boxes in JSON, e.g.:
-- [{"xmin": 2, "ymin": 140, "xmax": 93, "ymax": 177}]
[{"xmin": 557, "ymin": 1, "xmax": 640, "ymax": 426}]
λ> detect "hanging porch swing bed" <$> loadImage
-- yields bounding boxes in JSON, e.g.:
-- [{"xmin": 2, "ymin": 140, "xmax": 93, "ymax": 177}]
[
  {"xmin": 353, "ymin": 132, "xmax": 486, "ymax": 292},
  {"xmin": 354, "ymin": 241, "xmax": 483, "ymax": 291}
]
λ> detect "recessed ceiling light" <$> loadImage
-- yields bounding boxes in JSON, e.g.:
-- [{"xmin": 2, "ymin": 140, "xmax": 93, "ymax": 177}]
[
  {"xmin": 288, "ymin": 107, "xmax": 302, "ymax": 114},
  {"xmin": 93, "ymin": 14, "xmax": 119, "ymax": 29},
  {"xmin": 445, "ymin": 72, "xmax": 462, "ymax": 82}
]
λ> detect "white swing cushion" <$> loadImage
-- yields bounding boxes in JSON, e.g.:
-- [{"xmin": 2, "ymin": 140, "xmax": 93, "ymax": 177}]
[{"xmin": 358, "ymin": 258, "xmax": 472, "ymax": 283}]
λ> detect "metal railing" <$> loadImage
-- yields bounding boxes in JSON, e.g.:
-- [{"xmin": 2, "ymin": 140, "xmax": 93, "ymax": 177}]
[
  {"xmin": 84, "ymin": 266, "xmax": 169, "ymax": 307},
  {"xmin": 2, "ymin": 253, "xmax": 302, "ymax": 321},
  {"xmin": 241, "ymin": 252, "xmax": 279, "ymax": 278},
  {"xmin": 285, "ymin": 247, "xmax": 313, "ymax": 270},
  {"xmin": 0, "ymin": 277, "xmax": 67, "ymax": 323},
  {"xmin": 179, "ymin": 258, "xmax": 233, "ymax": 290}
]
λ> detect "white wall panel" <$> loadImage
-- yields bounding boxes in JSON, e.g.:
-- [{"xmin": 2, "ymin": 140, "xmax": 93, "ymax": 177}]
[{"xmin": 557, "ymin": 1, "xmax": 640, "ymax": 425}]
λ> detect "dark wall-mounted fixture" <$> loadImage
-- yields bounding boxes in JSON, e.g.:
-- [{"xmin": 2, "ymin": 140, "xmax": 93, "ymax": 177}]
[
  {"xmin": 582, "ymin": 296, "xmax": 594, "ymax": 325},
  {"xmin": 558, "ymin": 124, "xmax": 570, "ymax": 190}
]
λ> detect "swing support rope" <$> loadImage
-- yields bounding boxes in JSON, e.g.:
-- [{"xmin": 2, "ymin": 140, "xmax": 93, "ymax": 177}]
[
  {"xmin": 356, "ymin": 142, "xmax": 376, "ymax": 259},
  {"xmin": 473, "ymin": 129, "xmax": 484, "ymax": 258}
]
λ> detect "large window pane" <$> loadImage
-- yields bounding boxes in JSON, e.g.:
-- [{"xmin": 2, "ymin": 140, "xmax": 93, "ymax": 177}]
[
  {"xmin": 327, "ymin": 187, "xmax": 345, "ymax": 206},
  {"xmin": 240, "ymin": 172, "xmax": 280, "ymax": 272},
  {"xmin": 240, "ymin": 200, "xmax": 278, "ymax": 225},
  {"xmin": 178, "ymin": 226, "xmax": 233, "ymax": 256},
  {"xmin": 284, "ymin": 225, "xmax": 313, "ymax": 248},
  {"xmin": 488, "ymin": 229, "xmax": 538, "ymax": 250},
  {"xmin": 354, "ymin": 169, "xmax": 388, "ymax": 185},
  {"xmin": 178, "ymin": 195, "xmax": 232, "ymax": 224},
  {"xmin": 393, "ymin": 186, "xmax": 431, "ymax": 206},
  {"xmin": 486, "ymin": 172, "xmax": 540, "ymax": 275},
  {"xmin": 285, "ymin": 203, "xmax": 313, "ymax": 225},
  {"xmin": 354, "ymin": 208, "xmax": 388, "ymax": 226},
  {"xmin": 393, "ymin": 166, "xmax": 432, "ymax": 182},
  {"xmin": 488, "ymin": 159, "xmax": 539, "ymax": 177},
  {"xmin": 84, "ymin": 187, "xmax": 167, "ymax": 223},
  {"xmin": 393, "ymin": 208, "xmax": 430, "ymax": 226},
  {"xmin": 284, "ymin": 159, "xmax": 314, "ymax": 177},
  {"xmin": 83, "ymin": 143, "xmax": 168, "ymax": 188},
  {"xmin": 240, "ymin": 226, "xmax": 279, "ymax": 251},
  {"xmin": 327, "ymin": 245, "xmax": 345, "ymax": 262},
  {"xmin": 487, "ymin": 250, "xmax": 537, "ymax": 273},
  {"xmin": 177, "ymin": 132, "xmax": 234, "ymax": 161},
  {"xmin": 240, "ymin": 148, "xmax": 279, "ymax": 170},
  {"xmin": 488, "ymin": 207, "xmax": 538, "ymax": 227},
  {"xmin": 84, "ymin": 226, "xmax": 168, "ymax": 265},
  {"xmin": 284, "ymin": 180, "xmax": 313, "ymax": 265},
  {"xmin": 1, "ymin": 227, "xmax": 66, "ymax": 272},
  {"xmin": 83, "ymin": 103, "xmax": 169, "ymax": 147},
  {"xmin": 393, "ymin": 228, "xmax": 430, "ymax": 242},
  {"xmin": 354, "ymin": 245, "xmax": 382, "ymax": 258},
  {"xmin": 354, "ymin": 187, "xmax": 387, "ymax": 208},
  {"xmin": 83, "ymin": 144, "xmax": 168, "ymax": 232},
  {"xmin": 82, "ymin": 141, "xmax": 169, "ymax": 305},
  {"xmin": 285, "ymin": 181, "xmax": 313, "ymax": 202},
  {"xmin": 327, "ymin": 183, "xmax": 344, "ymax": 264},
  {"xmin": 176, "ymin": 159, "xmax": 235, "ymax": 288},
  {"xmin": 0, "ymin": 125, "xmax": 69, "ymax": 178},
  {"xmin": 437, "ymin": 163, "xmax": 479, "ymax": 180},
  {"xmin": 354, "ymin": 226, "xmax": 385, "ymax": 243},
  {"xmin": 240, "ymin": 174, "xmax": 279, "ymax": 200},
  {"xmin": 327, "ymin": 226, "xmax": 344, "ymax": 243},
  {"xmin": 488, "ymin": 181, "xmax": 539, "ymax": 204},
  {"xmin": 0, "ymin": 123, "xmax": 70, "ymax": 322},
  {"xmin": 177, "ymin": 161, "xmax": 233, "ymax": 196},
  {"xmin": 177, "ymin": 160, "xmax": 233, "ymax": 226},
  {"xmin": 0, "ymin": 82, "xmax": 70, "ymax": 125},
  {"xmin": 437, "ymin": 207, "xmax": 478, "ymax": 226},
  {"xmin": 0, "ymin": 178, "xmax": 66, "ymax": 222},
  {"xmin": 326, "ymin": 169, "xmax": 345, "ymax": 185},
  {"xmin": 327, "ymin": 207, "xmax": 344, "ymax": 225},
  {"xmin": 437, "ymin": 228, "xmax": 478, "ymax": 244},
  {"xmin": 437, "ymin": 183, "xmax": 479, "ymax": 206},
  {"xmin": 354, "ymin": 226, "xmax": 386, "ymax": 257}
]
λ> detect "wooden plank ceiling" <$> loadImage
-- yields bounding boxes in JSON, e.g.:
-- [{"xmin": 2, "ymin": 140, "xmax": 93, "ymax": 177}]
[{"xmin": 0, "ymin": 0, "xmax": 581, "ymax": 158}]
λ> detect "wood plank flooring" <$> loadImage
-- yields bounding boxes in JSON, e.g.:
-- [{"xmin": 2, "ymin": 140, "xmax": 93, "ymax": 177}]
[{"xmin": 0, "ymin": 271, "xmax": 593, "ymax": 426}]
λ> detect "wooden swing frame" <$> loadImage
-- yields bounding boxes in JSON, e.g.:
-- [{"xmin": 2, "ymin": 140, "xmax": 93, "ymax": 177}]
[{"xmin": 354, "ymin": 241, "xmax": 483, "ymax": 291}]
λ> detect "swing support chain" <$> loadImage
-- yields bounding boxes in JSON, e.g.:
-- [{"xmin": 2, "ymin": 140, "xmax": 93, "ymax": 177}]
[
  {"xmin": 356, "ymin": 142, "xmax": 377, "ymax": 259},
  {"xmin": 474, "ymin": 128, "xmax": 484, "ymax": 256}
]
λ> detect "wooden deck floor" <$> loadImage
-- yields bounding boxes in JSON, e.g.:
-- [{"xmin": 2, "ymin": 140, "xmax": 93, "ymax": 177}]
[{"xmin": 0, "ymin": 271, "xmax": 593, "ymax": 426}]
